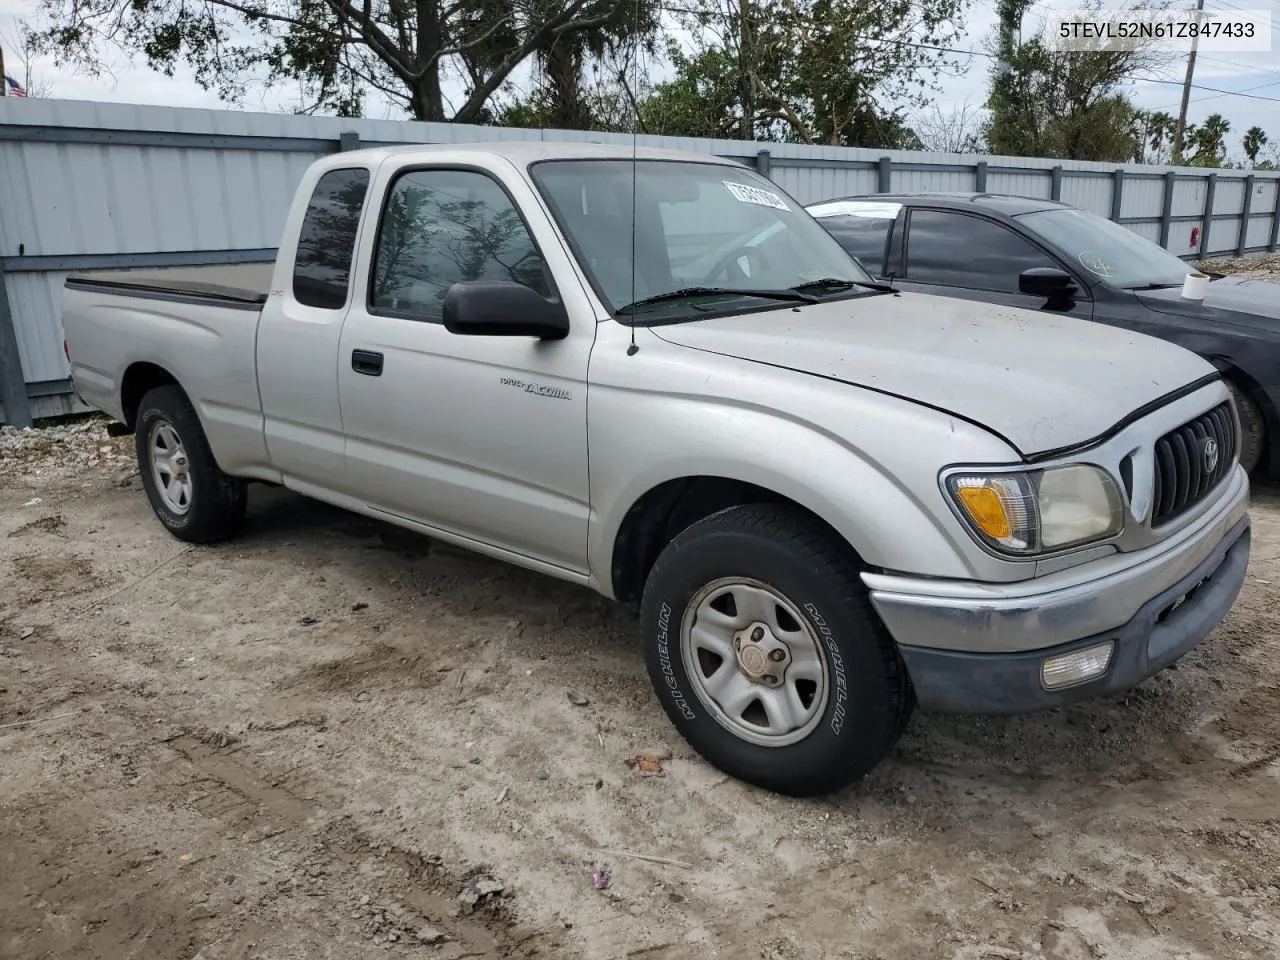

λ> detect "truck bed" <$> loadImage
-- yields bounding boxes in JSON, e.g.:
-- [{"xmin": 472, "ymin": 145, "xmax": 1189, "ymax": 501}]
[{"xmin": 65, "ymin": 262, "xmax": 274, "ymax": 307}]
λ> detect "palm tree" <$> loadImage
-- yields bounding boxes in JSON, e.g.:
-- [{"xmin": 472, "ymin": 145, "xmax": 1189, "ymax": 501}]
[
  {"xmin": 1243, "ymin": 126, "xmax": 1269, "ymax": 166},
  {"xmin": 1147, "ymin": 111, "xmax": 1176, "ymax": 161},
  {"xmin": 1189, "ymin": 113, "xmax": 1231, "ymax": 166}
]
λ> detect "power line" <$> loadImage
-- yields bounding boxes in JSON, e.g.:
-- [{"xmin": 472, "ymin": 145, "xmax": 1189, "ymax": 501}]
[
  {"xmin": 1197, "ymin": 55, "xmax": 1280, "ymax": 78},
  {"xmin": 1203, "ymin": 0, "xmax": 1280, "ymax": 34}
]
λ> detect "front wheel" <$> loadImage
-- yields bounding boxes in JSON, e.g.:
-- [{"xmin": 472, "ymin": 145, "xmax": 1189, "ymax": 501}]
[
  {"xmin": 1225, "ymin": 380, "xmax": 1266, "ymax": 476},
  {"xmin": 134, "ymin": 385, "xmax": 247, "ymax": 543},
  {"xmin": 639, "ymin": 504, "xmax": 914, "ymax": 796}
]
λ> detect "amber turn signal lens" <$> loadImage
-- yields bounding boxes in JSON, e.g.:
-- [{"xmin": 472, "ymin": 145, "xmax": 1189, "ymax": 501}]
[{"xmin": 955, "ymin": 485, "xmax": 1012, "ymax": 540}]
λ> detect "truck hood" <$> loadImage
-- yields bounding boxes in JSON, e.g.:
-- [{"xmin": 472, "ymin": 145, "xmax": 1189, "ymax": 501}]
[
  {"xmin": 1134, "ymin": 276, "xmax": 1280, "ymax": 332},
  {"xmin": 650, "ymin": 291, "xmax": 1214, "ymax": 456}
]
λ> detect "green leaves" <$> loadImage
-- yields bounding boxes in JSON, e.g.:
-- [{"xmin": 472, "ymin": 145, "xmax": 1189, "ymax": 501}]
[{"xmin": 639, "ymin": 0, "xmax": 969, "ymax": 148}]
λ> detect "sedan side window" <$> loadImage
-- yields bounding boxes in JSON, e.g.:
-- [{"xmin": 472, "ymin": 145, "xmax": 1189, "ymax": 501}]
[
  {"xmin": 815, "ymin": 214, "xmax": 893, "ymax": 274},
  {"xmin": 906, "ymin": 210, "xmax": 1060, "ymax": 293},
  {"xmin": 369, "ymin": 168, "xmax": 548, "ymax": 321}
]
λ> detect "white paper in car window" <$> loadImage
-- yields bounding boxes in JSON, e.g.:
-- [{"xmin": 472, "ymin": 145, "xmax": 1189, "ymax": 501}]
[{"xmin": 723, "ymin": 181, "xmax": 790, "ymax": 212}]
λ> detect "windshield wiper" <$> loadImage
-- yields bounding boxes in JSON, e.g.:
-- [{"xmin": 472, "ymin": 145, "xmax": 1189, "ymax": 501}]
[
  {"xmin": 791, "ymin": 276, "xmax": 897, "ymax": 295},
  {"xmin": 616, "ymin": 286, "xmax": 818, "ymax": 315},
  {"xmin": 1125, "ymin": 282, "xmax": 1182, "ymax": 291}
]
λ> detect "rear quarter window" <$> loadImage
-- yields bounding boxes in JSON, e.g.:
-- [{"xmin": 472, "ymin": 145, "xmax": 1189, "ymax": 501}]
[
  {"xmin": 814, "ymin": 214, "xmax": 893, "ymax": 273},
  {"xmin": 292, "ymin": 168, "xmax": 371, "ymax": 310}
]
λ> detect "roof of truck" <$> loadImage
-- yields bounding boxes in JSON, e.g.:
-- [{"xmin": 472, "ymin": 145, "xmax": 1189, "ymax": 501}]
[{"xmin": 345, "ymin": 140, "xmax": 749, "ymax": 166}]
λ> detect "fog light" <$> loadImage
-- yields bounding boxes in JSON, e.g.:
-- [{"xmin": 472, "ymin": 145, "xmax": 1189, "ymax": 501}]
[{"xmin": 1041, "ymin": 641, "xmax": 1114, "ymax": 689}]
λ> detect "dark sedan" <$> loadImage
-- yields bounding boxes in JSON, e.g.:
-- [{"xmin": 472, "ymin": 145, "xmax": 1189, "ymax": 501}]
[{"xmin": 805, "ymin": 192, "xmax": 1280, "ymax": 477}]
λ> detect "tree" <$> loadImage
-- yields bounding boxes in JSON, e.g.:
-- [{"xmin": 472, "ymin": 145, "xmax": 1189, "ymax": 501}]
[
  {"xmin": 1185, "ymin": 112, "xmax": 1230, "ymax": 167},
  {"xmin": 25, "ymin": 0, "xmax": 644, "ymax": 122},
  {"xmin": 639, "ymin": 0, "xmax": 970, "ymax": 149},
  {"xmin": 1144, "ymin": 110, "xmax": 1176, "ymax": 163},
  {"xmin": 1243, "ymin": 125, "xmax": 1269, "ymax": 167},
  {"xmin": 908, "ymin": 100, "xmax": 988, "ymax": 153},
  {"xmin": 983, "ymin": 0, "xmax": 1166, "ymax": 162}
]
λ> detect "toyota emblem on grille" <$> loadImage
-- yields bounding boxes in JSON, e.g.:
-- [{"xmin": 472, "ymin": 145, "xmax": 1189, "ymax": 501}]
[{"xmin": 1203, "ymin": 437, "xmax": 1219, "ymax": 473}]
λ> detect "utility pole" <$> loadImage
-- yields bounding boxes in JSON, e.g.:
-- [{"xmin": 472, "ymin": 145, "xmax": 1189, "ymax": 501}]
[
  {"xmin": 1172, "ymin": 0, "xmax": 1205, "ymax": 165},
  {"xmin": 738, "ymin": 0, "xmax": 755, "ymax": 141},
  {"xmin": 0, "ymin": 44, "xmax": 7, "ymax": 97}
]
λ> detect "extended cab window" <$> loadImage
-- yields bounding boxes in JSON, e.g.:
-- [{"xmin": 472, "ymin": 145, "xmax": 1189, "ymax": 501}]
[
  {"xmin": 370, "ymin": 169, "xmax": 546, "ymax": 320},
  {"xmin": 906, "ymin": 209, "xmax": 1059, "ymax": 293},
  {"xmin": 816, "ymin": 214, "xmax": 893, "ymax": 273},
  {"xmin": 292, "ymin": 168, "xmax": 371, "ymax": 309}
]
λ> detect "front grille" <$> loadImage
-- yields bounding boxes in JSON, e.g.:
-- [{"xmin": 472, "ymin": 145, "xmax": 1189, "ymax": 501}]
[{"xmin": 1151, "ymin": 401, "xmax": 1237, "ymax": 525}]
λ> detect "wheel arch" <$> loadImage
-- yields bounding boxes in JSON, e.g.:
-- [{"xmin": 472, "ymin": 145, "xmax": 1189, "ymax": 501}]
[
  {"xmin": 608, "ymin": 475, "xmax": 867, "ymax": 604},
  {"xmin": 1204, "ymin": 357, "xmax": 1274, "ymax": 473},
  {"xmin": 120, "ymin": 361, "xmax": 183, "ymax": 430}
]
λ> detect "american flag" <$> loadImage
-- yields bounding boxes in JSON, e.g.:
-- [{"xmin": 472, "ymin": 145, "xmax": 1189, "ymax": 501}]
[{"xmin": 4, "ymin": 75, "xmax": 28, "ymax": 97}]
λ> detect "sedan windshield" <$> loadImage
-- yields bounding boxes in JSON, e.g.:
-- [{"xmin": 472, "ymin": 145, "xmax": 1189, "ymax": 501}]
[
  {"xmin": 1016, "ymin": 206, "xmax": 1194, "ymax": 289},
  {"xmin": 528, "ymin": 159, "xmax": 873, "ymax": 318}
]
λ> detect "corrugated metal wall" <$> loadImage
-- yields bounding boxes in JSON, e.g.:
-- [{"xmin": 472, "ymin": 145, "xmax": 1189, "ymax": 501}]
[{"xmin": 1, "ymin": 96, "xmax": 1279, "ymax": 424}]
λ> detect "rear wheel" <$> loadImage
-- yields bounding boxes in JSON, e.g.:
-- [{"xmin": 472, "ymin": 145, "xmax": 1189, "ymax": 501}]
[
  {"xmin": 1226, "ymin": 380, "xmax": 1265, "ymax": 476},
  {"xmin": 134, "ymin": 385, "xmax": 247, "ymax": 543},
  {"xmin": 639, "ymin": 503, "xmax": 913, "ymax": 796}
]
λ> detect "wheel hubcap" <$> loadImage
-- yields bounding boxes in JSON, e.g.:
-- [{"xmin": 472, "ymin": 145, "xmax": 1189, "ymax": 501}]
[
  {"xmin": 680, "ymin": 577, "xmax": 830, "ymax": 747},
  {"xmin": 148, "ymin": 421, "xmax": 193, "ymax": 515}
]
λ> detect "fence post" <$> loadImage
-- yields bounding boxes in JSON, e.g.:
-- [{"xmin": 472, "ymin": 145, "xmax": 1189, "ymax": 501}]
[
  {"xmin": 1110, "ymin": 169, "xmax": 1125, "ymax": 222},
  {"xmin": 0, "ymin": 259, "xmax": 32, "ymax": 428},
  {"xmin": 1200, "ymin": 172, "xmax": 1218, "ymax": 259},
  {"xmin": 755, "ymin": 149, "xmax": 772, "ymax": 179},
  {"xmin": 878, "ymin": 157, "xmax": 892, "ymax": 193},
  {"xmin": 1050, "ymin": 165, "xmax": 1063, "ymax": 201},
  {"xmin": 1159, "ymin": 170, "xmax": 1176, "ymax": 249},
  {"xmin": 1237, "ymin": 175, "xmax": 1255, "ymax": 256},
  {"xmin": 975, "ymin": 160, "xmax": 988, "ymax": 193},
  {"xmin": 1272, "ymin": 178, "xmax": 1280, "ymax": 251},
  {"xmin": 339, "ymin": 131, "xmax": 361, "ymax": 152}
]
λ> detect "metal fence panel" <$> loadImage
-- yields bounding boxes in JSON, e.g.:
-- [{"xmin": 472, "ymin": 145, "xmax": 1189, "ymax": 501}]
[
  {"xmin": 1172, "ymin": 179, "xmax": 1209, "ymax": 218},
  {"xmin": 1120, "ymin": 175, "xmax": 1163, "ymax": 220},
  {"xmin": 1059, "ymin": 176, "xmax": 1112, "ymax": 216},
  {"xmin": 2, "ymin": 95, "xmax": 1278, "ymax": 425},
  {"xmin": 987, "ymin": 171, "xmax": 1053, "ymax": 198},
  {"xmin": 1212, "ymin": 178, "xmax": 1246, "ymax": 215},
  {"xmin": 3, "ymin": 270, "xmax": 71, "ymax": 384},
  {"xmin": 1207, "ymin": 220, "xmax": 1243, "ymax": 256},
  {"xmin": 1246, "ymin": 215, "xmax": 1275, "ymax": 249}
]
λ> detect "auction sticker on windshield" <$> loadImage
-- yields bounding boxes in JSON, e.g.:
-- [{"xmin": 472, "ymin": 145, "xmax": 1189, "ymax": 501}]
[{"xmin": 724, "ymin": 181, "xmax": 790, "ymax": 212}]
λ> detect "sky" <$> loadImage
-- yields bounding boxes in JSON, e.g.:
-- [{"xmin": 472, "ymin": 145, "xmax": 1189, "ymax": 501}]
[{"xmin": 2, "ymin": 0, "xmax": 1279, "ymax": 162}]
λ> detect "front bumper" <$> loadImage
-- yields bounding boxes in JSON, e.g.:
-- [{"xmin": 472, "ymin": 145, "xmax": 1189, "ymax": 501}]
[
  {"xmin": 893, "ymin": 515, "xmax": 1249, "ymax": 713},
  {"xmin": 861, "ymin": 465, "xmax": 1251, "ymax": 713}
]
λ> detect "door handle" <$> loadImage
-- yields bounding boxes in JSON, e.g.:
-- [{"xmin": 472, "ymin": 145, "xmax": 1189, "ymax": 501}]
[{"xmin": 352, "ymin": 349, "xmax": 384, "ymax": 377}]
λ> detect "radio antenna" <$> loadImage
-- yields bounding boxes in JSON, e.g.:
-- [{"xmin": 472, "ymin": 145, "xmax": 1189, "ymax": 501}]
[{"xmin": 626, "ymin": 0, "xmax": 640, "ymax": 356}]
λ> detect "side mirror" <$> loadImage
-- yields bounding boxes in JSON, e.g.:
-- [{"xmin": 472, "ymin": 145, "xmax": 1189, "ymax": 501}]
[
  {"xmin": 442, "ymin": 281, "xmax": 570, "ymax": 340},
  {"xmin": 1019, "ymin": 267, "xmax": 1079, "ymax": 303}
]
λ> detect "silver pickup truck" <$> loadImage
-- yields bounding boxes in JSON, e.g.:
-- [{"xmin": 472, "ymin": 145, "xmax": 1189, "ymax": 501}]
[{"xmin": 61, "ymin": 142, "xmax": 1251, "ymax": 796}]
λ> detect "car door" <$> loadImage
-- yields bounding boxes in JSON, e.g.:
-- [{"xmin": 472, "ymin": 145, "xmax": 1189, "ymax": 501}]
[
  {"xmin": 257, "ymin": 164, "xmax": 373, "ymax": 487},
  {"xmin": 892, "ymin": 207, "xmax": 1095, "ymax": 321},
  {"xmin": 336, "ymin": 159, "xmax": 595, "ymax": 575}
]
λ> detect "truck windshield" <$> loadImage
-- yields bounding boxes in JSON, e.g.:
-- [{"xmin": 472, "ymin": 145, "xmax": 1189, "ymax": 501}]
[
  {"xmin": 528, "ymin": 159, "xmax": 873, "ymax": 318},
  {"xmin": 1016, "ymin": 207, "xmax": 1195, "ymax": 290}
]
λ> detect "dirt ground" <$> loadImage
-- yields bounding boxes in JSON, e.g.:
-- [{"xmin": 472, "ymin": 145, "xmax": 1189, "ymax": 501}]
[{"xmin": 3, "ymin": 260, "xmax": 1280, "ymax": 960}]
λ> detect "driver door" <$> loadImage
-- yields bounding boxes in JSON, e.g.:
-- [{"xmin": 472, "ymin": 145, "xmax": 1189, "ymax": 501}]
[
  {"xmin": 336, "ymin": 161, "xmax": 596, "ymax": 575},
  {"xmin": 891, "ymin": 208, "xmax": 1094, "ymax": 320}
]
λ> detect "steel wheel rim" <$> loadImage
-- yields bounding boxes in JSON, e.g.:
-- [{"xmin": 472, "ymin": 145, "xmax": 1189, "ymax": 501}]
[
  {"xmin": 148, "ymin": 420, "xmax": 193, "ymax": 515},
  {"xmin": 680, "ymin": 576, "xmax": 830, "ymax": 747}
]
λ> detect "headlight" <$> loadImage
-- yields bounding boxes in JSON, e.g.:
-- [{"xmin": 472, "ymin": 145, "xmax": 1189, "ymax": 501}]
[{"xmin": 947, "ymin": 464, "xmax": 1124, "ymax": 556}]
